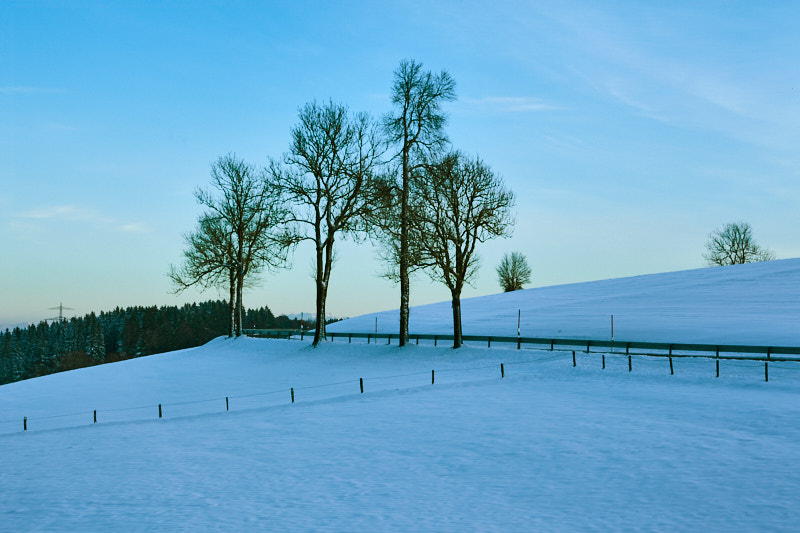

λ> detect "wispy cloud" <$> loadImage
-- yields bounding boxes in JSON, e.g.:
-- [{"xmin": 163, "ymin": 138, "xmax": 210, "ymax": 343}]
[
  {"xmin": 17, "ymin": 205, "xmax": 150, "ymax": 233},
  {"xmin": 0, "ymin": 86, "xmax": 63, "ymax": 95},
  {"xmin": 118, "ymin": 222, "xmax": 153, "ymax": 234},
  {"xmin": 462, "ymin": 96, "xmax": 560, "ymax": 113},
  {"xmin": 20, "ymin": 205, "xmax": 110, "ymax": 223}
]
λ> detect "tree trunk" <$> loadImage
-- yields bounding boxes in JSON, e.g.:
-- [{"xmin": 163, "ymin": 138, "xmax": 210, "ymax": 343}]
[
  {"xmin": 235, "ymin": 271, "xmax": 243, "ymax": 337},
  {"xmin": 399, "ymin": 147, "xmax": 410, "ymax": 346},
  {"xmin": 228, "ymin": 268, "xmax": 236, "ymax": 338},
  {"xmin": 451, "ymin": 290, "xmax": 462, "ymax": 349},
  {"xmin": 313, "ymin": 244, "xmax": 326, "ymax": 346}
]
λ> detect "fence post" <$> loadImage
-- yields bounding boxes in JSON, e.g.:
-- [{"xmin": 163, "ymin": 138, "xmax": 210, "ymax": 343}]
[
  {"xmin": 669, "ymin": 345, "xmax": 674, "ymax": 375},
  {"xmin": 765, "ymin": 348, "xmax": 770, "ymax": 382},
  {"xmin": 349, "ymin": 334, "xmax": 352, "ymax": 344},
  {"xmin": 572, "ymin": 351, "xmax": 576, "ymax": 367},
  {"xmin": 602, "ymin": 354, "xmax": 605, "ymax": 369},
  {"xmin": 367, "ymin": 334, "xmax": 371, "ymax": 344},
  {"xmin": 94, "ymin": 410, "xmax": 97, "ymax": 423},
  {"xmin": 716, "ymin": 347, "xmax": 720, "ymax": 378},
  {"xmin": 291, "ymin": 388, "xmax": 294, "ymax": 403},
  {"xmin": 360, "ymin": 378, "xmax": 364, "ymax": 394},
  {"xmin": 501, "ymin": 363, "xmax": 504, "ymax": 378},
  {"xmin": 432, "ymin": 370, "xmax": 435, "ymax": 385},
  {"xmin": 551, "ymin": 340, "xmax": 554, "ymax": 351},
  {"xmin": 158, "ymin": 404, "xmax": 162, "ymax": 418},
  {"xmin": 416, "ymin": 335, "xmax": 419, "ymax": 345},
  {"xmin": 24, "ymin": 416, "xmax": 27, "ymax": 431},
  {"xmin": 628, "ymin": 354, "xmax": 632, "ymax": 372},
  {"xmin": 586, "ymin": 341, "xmax": 590, "ymax": 353},
  {"xmin": 488, "ymin": 337, "xmax": 491, "ymax": 348},
  {"xmin": 434, "ymin": 336, "xmax": 438, "ymax": 347},
  {"xmin": 226, "ymin": 397, "xmax": 229, "ymax": 411},
  {"xmin": 387, "ymin": 335, "xmax": 390, "ymax": 345}
]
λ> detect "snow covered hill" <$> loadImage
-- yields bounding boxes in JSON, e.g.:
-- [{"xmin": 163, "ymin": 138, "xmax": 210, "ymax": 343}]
[
  {"xmin": 329, "ymin": 258, "xmax": 800, "ymax": 345},
  {"xmin": 2, "ymin": 260, "xmax": 800, "ymax": 530}
]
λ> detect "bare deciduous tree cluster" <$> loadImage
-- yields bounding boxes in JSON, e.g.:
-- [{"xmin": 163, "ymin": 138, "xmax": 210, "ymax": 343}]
[
  {"xmin": 170, "ymin": 60, "xmax": 517, "ymax": 348},
  {"xmin": 704, "ymin": 221, "xmax": 775, "ymax": 266},
  {"xmin": 497, "ymin": 252, "xmax": 532, "ymax": 292}
]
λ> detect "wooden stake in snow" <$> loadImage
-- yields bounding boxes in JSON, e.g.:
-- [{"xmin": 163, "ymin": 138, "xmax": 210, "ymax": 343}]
[
  {"xmin": 290, "ymin": 388, "xmax": 294, "ymax": 403},
  {"xmin": 432, "ymin": 370, "xmax": 435, "ymax": 385},
  {"xmin": 360, "ymin": 378, "xmax": 364, "ymax": 393},
  {"xmin": 501, "ymin": 363, "xmax": 504, "ymax": 378}
]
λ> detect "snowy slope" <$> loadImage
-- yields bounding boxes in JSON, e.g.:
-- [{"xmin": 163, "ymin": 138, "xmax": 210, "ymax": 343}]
[
  {"xmin": 329, "ymin": 258, "xmax": 800, "ymax": 345},
  {"xmin": 2, "ymin": 261, "xmax": 800, "ymax": 530}
]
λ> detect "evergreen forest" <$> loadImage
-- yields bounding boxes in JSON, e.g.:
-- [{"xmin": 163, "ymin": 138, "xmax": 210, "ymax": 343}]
[{"xmin": 0, "ymin": 301, "xmax": 306, "ymax": 385}]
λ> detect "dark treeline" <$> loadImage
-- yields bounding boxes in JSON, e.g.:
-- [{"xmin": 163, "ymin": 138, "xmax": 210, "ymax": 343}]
[{"xmin": 0, "ymin": 300, "xmax": 306, "ymax": 386}]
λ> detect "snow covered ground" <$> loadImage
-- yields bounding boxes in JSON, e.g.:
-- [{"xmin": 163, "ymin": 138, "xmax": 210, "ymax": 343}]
[
  {"xmin": 2, "ymin": 260, "xmax": 800, "ymax": 531},
  {"xmin": 330, "ymin": 258, "xmax": 800, "ymax": 346}
]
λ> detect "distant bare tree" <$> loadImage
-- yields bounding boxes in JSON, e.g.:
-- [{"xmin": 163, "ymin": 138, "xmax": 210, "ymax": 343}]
[
  {"xmin": 171, "ymin": 154, "xmax": 294, "ymax": 337},
  {"xmin": 383, "ymin": 59, "xmax": 456, "ymax": 346},
  {"xmin": 412, "ymin": 151, "xmax": 514, "ymax": 348},
  {"xmin": 497, "ymin": 252, "xmax": 532, "ymax": 292},
  {"xmin": 169, "ymin": 214, "xmax": 238, "ymax": 337},
  {"xmin": 703, "ymin": 221, "xmax": 775, "ymax": 266},
  {"xmin": 272, "ymin": 100, "xmax": 384, "ymax": 346}
]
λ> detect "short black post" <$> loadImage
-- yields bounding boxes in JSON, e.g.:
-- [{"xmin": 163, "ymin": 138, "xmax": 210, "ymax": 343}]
[
  {"xmin": 416, "ymin": 336, "xmax": 419, "ymax": 345},
  {"xmin": 765, "ymin": 348, "xmax": 770, "ymax": 382},
  {"xmin": 226, "ymin": 397, "xmax": 229, "ymax": 411},
  {"xmin": 626, "ymin": 343, "xmax": 630, "ymax": 355},
  {"xmin": 586, "ymin": 341, "xmax": 590, "ymax": 353},
  {"xmin": 434, "ymin": 336, "xmax": 438, "ymax": 347},
  {"xmin": 291, "ymin": 388, "xmax": 295, "ymax": 403},
  {"xmin": 158, "ymin": 404, "xmax": 162, "ymax": 418},
  {"xmin": 300, "ymin": 328, "xmax": 304, "ymax": 341},
  {"xmin": 387, "ymin": 335, "xmax": 390, "ymax": 345},
  {"xmin": 716, "ymin": 347, "xmax": 720, "ymax": 378},
  {"xmin": 360, "ymin": 378, "xmax": 364, "ymax": 394},
  {"xmin": 349, "ymin": 334, "xmax": 352, "ymax": 344},
  {"xmin": 669, "ymin": 345, "xmax": 674, "ymax": 375},
  {"xmin": 432, "ymin": 369, "xmax": 435, "ymax": 385},
  {"xmin": 500, "ymin": 363, "xmax": 504, "ymax": 378},
  {"xmin": 488, "ymin": 337, "xmax": 491, "ymax": 348},
  {"xmin": 367, "ymin": 334, "xmax": 371, "ymax": 344},
  {"xmin": 517, "ymin": 336, "xmax": 521, "ymax": 350},
  {"xmin": 24, "ymin": 416, "xmax": 27, "ymax": 431},
  {"xmin": 628, "ymin": 355, "xmax": 632, "ymax": 372},
  {"xmin": 551, "ymin": 340, "xmax": 554, "ymax": 351},
  {"xmin": 572, "ymin": 351, "xmax": 576, "ymax": 367},
  {"xmin": 94, "ymin": 410, "xmax": 97, "ymax": 423},
  {"xmin": 602, "ymin": 354, "xmax": 605, "ymax": 369}
]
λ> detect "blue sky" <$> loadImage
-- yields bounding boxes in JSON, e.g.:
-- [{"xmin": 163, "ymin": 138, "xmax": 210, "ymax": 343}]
[{"xmin": 2, "ymin": 1, "xmax": 799, "ymax": 326}]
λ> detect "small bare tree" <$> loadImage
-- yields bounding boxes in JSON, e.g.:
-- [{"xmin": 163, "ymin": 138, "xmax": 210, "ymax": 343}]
[
  {"xmin": 273, "ymin": 100, "xmax": 384, "ymax": 346},
  {"xmin": 171, "ymin": 154, "xmax": 293, "ymax": 337},
  {"xmin": 412, "ymin": 151, "xmax": 514, "ymax": 348},
  {"xmin": 497, "ymin": 252, "xmax": 532, "ymax": 292},
  {"xmin": 703, "ymin": 221, "xmax": 775, "ymax": 266},
  {"xmin": 383, "ymin": 59, "xmax": 456, "ymax": 346},
  {"xmin": 169, "ymin": 214, "xmax": 238, "ymax": 337}
]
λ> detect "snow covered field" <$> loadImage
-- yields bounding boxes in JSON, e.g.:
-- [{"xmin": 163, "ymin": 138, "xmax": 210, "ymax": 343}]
[
  {"xmin": 330, "ymin": 258, "xmax": 800, "ymax": 346},
  {"xmin": 2, "ymin": 261, "xmax": 800, "ymax": 531}
]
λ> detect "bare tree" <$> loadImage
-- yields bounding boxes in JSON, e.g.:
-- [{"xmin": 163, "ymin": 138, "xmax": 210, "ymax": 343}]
[
  {"xmin": 383, "ymin": 59, "xmax": 456, "ymax": 346},
  {"xmin": 497, "ymin": 252, "xmax": 532, "ymax": 292},
  {"xmin": 273, "ymin": 100, "xmax": 384, "ymax": 346},
  {"xmin": 169, "ymin": 214, "xmax": 238, "ymax": 337},
  {"xmin": 172, "ymin": 154, "xmax": 293, "ymax": 337},
  {"xmin": 412, "ymin": 151, "xmax": 514, "ymax": 348},
  {"xmin": 703, "ymin": 221, "xmax": 775, "ymax": 266}
]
